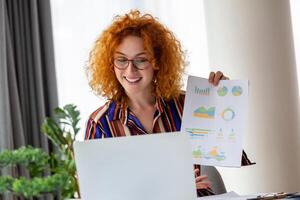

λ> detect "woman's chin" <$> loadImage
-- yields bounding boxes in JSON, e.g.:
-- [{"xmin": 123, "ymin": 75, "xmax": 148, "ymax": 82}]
[
  {"xmin": 124, "ymin": 86, "xmax": 150, "ymax": 97},
  {"xmin": 124, "ymin": 88, "xmax": 141, "ymax": 96}
]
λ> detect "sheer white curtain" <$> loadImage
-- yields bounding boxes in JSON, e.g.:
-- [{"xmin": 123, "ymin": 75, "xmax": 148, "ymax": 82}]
[{"xmin": 50, "ymin": 0, "xmax": 209, "ymax": 140}]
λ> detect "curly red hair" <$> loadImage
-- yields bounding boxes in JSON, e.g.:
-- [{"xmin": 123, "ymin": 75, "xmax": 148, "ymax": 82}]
[{"xmin": 87, "ymin": 10, "xmax": 185, "ymax": 103}]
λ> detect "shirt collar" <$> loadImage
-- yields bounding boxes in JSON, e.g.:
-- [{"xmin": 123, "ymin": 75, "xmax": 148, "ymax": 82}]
[{"xmin": 108, "ymin": 96, "xmax": 167, "ymax": 125}]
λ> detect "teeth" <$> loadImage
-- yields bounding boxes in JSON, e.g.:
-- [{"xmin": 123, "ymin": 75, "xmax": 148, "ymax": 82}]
[{"xmin": 125, "ymin": 77, "xmax": 141, "ymax": 83}]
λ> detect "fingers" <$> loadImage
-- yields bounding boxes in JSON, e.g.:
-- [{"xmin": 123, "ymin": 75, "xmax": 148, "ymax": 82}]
[
  {"xmin": 214, "ymin": 71, "xmax": 223, "ymax": 85},
  {"xmin": 208, "ymin": 72, "xmax": 215, "ymax": 84},
  {"xmin": 208, "ymin": 71, "xmax": 230, "ymax": 86},
  {"xmin": 195, "ymin": 175, "xmax": 208, "ymax": 182},
  {"xmin": 196, "ymin": 180, "xmax": 212, "ymax": 190},
  {"xmin": 211, "ymin": 71, "xmax": 223, "ymax": 86},
  {"xmin": 195, "ymin": 175, "xmax": 212, "ymax": 189},
  {"xmin": 194, "ymin": 168, "xmax": 200, "ymax": 178},
  {"xmin": 222, "ymin": 76, "xmax": 229, "ymax": 80}
]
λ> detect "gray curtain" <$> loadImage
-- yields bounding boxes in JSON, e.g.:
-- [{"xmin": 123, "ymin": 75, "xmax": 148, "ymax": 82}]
[{"xmin": 0, "ymin": 0, "xmax": 58, "ymax": 199}]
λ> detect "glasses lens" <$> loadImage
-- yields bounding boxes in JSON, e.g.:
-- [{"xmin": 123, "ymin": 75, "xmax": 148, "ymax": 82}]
[
  {"xmin": 114, "ymin": 57, "xmax": 128, "ymax": 69},
  {"xmin": 133, "ymin": 58, "xmax": 149, "ymax": 69}
]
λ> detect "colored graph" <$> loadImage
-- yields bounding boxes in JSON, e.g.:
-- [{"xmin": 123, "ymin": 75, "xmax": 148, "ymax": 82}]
[
  {"xmin": 193, "ymin": 106, "xmax": 215, "ymax": 119},
  {"xmin": 217, "ymin": 86, "xmax": 228, "ymax": 96},
  {"xmin": 221, "ymin": 108, "xmax": 235, "ymax": 121},
  {"xmin": 216, "ymin": 128, "xmax": 224, "ymax": 139},
  {"xmin": 192, "ymin": 149, "xmax": 202, "ymax": 158},
  {"xmin": 186, "ymin": 128, "xmax": 214, "ymax": 136},
  {"xmin": 194, "ymin": 86, "xmax": 210, "ymax": 96},
  {"xmin": 228, "ymin": 128, "xmax": 236, "ymax": 141},
  {"xmin": 232, "ymin": 86, "xmax": 243, "ymax": 96},
  {"xmin": 192, "ymin": 146, "xmax": 226, "ymax": 161}
]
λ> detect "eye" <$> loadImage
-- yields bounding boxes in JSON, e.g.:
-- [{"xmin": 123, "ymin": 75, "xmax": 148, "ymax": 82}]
[
  {"xmin": 115, "ymin": 57, "xmax": 128, "ymax": 63},
  {"xmin": 134, "ymin": 57, "xmax": 148, "ymax": 64}
]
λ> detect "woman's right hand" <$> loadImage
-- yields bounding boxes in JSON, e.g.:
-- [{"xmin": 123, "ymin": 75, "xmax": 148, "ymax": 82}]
[
  {"xmin": 208, "ymin": 71, "xmax": 230, "ymax": 86},
  {"xmin": 194, "ymin": 168, "xmax": 212, "ymax": 190}
]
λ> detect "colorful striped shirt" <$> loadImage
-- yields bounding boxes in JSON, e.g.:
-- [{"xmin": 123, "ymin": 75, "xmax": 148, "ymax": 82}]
[{"xmin": 85, "ymin": 93, "xmax": 254, "ymax": 196}]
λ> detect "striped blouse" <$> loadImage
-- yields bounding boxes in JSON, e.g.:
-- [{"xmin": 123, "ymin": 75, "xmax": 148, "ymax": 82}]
[{"xmin": 85, "ymin": 93, "xmax": 254, "ymax": 197}]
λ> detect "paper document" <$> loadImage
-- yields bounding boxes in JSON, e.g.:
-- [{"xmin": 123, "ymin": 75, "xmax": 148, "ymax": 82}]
[{"xmin": 181, "ymin": 76, "xmax": 248, "ymax": 167}]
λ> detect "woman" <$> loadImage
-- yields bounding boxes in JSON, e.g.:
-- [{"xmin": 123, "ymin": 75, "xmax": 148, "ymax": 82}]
[{"xmin": 85, "ymin": 10, "xmax": 253, "ymax": 197}]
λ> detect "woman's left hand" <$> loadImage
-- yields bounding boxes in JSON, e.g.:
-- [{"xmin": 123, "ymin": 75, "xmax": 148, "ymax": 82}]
[
  {"xmin": 195, "ymin": 175, "xmax": 212, "ymax": 190},
  {"xmin": 208, "ymin": 71, "xmax": 229, "ymax": 86},
  {"xmin": 194, "ymin": 168, "xmax": 212, "ymax": 190}
]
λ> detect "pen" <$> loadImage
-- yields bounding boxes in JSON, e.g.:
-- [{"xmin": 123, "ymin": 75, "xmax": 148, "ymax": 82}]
[
  {"xmin": 247, "ymin": 192, "xmax": 287, "ymax": 200},
  {"xmin": 285, "ymin": 192, "xmax": 300, "ymax": 199}
]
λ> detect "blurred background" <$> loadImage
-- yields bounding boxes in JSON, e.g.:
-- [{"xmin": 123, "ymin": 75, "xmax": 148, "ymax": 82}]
[
  {"xmin": 1, "ymin": 0, "xmax": 300, "ymax": 198},
  {"xmin": 51, "ymin": 0, "xmax": 300, "ymax": 193}
]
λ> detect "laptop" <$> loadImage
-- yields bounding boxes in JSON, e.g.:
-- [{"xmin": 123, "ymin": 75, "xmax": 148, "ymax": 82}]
[{"xmin": 73, "ymin": 132, "xmax": 197, "ymax": 200}]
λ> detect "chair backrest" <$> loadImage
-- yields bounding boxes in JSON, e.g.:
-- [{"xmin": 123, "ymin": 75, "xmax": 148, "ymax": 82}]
[{"xmin": 201, "ymin": 166, "xmax": 226, "ymax": 194}]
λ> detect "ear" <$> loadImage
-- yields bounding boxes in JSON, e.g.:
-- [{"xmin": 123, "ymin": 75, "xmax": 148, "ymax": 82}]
[{"xmin": 153, "ymin": 72, "xmax": 159, "ymax": 85}]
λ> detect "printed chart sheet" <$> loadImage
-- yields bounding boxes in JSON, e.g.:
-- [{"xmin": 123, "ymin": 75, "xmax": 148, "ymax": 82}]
[{"xmin": 181, "ymin": 76, "xmax": 248, "ymax": 167}]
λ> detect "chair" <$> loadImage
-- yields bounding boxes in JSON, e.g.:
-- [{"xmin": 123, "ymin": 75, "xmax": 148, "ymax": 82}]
[{"xmin": 201, "ymin": 166, "xmax": 227, "ymax": 194}]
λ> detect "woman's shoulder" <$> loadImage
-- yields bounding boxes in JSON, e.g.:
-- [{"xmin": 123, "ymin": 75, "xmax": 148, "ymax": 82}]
[
  {"xmin": 161, "ymin": 91, "xmax": 186, "ymax": 109},
  {"xmin": 179, "ymin": 90, "xmax": 186, "ymax": 100},
  {"xmin": 88, "ymin": 100, "xmax": 115, "ymax": 123},
  {"xmin": 175, "ymin": 90, "xmax": 186, "ymax": 106}
]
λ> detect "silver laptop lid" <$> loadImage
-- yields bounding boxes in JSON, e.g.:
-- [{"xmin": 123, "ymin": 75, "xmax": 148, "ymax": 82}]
[{"xmin": 74, "ymin": 132, "xmax": 197, "ymax": 200}]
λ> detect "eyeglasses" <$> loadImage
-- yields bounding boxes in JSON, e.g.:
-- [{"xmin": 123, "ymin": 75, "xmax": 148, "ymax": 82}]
[{"xmin": 113, "ymin": 56, "xmax": 150, "ymax": 70}]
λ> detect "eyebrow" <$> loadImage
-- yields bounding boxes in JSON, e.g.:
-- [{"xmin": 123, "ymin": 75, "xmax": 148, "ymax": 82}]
[{"xmin": 115, "ymin": 51, "xmax": 147, "ymax": 57}]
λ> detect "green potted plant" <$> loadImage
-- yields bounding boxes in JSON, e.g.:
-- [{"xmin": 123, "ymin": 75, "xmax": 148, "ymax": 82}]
[{"xmin": 0, "ymin": 104, "xmax": 81, "ymax": 199}]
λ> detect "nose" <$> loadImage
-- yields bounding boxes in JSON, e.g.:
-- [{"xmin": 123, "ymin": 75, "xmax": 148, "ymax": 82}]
[{"xmin": 127, "ymin": 61, "xmax": 138, "ymax": 72}]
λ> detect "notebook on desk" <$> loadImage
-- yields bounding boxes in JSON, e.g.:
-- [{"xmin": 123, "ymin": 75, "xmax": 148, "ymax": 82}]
[{"xmin": 73, "ymin": 132, "xmax": 197, "ymax": 200}]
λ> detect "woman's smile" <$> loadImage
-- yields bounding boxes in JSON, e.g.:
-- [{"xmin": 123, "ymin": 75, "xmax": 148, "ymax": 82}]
[{"xmin": 124, "ymin": 76, "xmax": 142, "ymax": 84}]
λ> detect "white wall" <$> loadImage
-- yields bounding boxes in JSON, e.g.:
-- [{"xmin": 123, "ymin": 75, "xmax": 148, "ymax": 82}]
[
  {"xmin": 204, "ymin": 0, "xmax": 300, "ymax": 194},
  {"xmin": 291, "ymin": 0, "xmax": 300, "ymax": 95}
]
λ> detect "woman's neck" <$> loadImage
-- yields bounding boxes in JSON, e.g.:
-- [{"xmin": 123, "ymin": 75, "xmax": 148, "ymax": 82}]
[{"xmin": 126, "ymin": 91, "xmax": 156, "ymax": 110}]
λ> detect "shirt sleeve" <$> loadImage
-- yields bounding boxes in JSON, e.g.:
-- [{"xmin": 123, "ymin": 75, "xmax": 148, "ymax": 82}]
[
  {"xmin": 84, "ymin": 119, "xmax": 105, "ymax": 140},
  {"xmin": 241, "ymin": 150, "xmax": 256, "ymax": 166}
]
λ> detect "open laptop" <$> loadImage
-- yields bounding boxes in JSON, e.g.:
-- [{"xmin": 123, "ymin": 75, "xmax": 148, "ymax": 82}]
[{"xmin": 73, "ymin": 132, "xmax": 197, "ymax": 200}]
